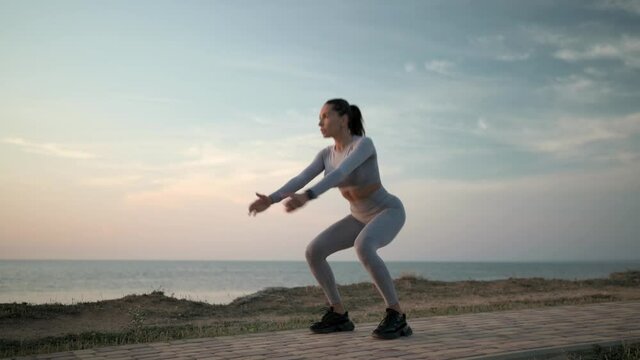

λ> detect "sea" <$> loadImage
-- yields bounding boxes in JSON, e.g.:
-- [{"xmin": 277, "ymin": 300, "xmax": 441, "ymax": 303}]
[{"xmin": 1, "ymin": 260, "xmax": 638, "ymax": 305}]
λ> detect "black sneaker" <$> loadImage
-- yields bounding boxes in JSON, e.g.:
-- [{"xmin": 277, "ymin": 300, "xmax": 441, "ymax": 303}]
[
  {"xmin": 310, "ymin": 306, "xmax": 355, "ymax": 334},
  {"xmin": 372, "ymin": 308, "xmax": 413, "ymax": 339}
]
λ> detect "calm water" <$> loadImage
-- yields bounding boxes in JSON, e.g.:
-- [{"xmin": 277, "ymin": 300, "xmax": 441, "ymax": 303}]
[{"xmin": 1, "ymin": 260, "xmax": 638, "ymax": 305}]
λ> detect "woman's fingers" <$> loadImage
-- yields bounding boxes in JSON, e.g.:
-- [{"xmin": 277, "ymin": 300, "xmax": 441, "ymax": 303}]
[
  {"xmin": 248, "ymin": 198, "xmax": 263, "ymax": 216},
  {"xmin": 248, "ymin": 192, "xmax": 270, "ymax": 217},
  {"xmin": 284, "ymin": 196, "xmax": 303, "ymax": 213}
]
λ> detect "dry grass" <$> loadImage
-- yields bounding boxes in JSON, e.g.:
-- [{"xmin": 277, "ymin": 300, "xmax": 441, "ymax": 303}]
[
  {"xmin": 1, "ymin": 270, "xmax": 639, "ymax": 358},
  {"xmin": 567, "ymin": 342, "xmax": 640, "ymax": 360}
]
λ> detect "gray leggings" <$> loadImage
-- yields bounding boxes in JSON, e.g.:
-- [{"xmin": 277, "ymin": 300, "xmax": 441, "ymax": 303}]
[{"xmin": 305, "ymin": 187, "xmax": 406, "ymax": 307}]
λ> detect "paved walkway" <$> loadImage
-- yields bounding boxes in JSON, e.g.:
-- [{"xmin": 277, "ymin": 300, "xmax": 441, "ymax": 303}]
[{"xmin": 7, "ymin": 301, "xmax": 640, "ymax": 360}]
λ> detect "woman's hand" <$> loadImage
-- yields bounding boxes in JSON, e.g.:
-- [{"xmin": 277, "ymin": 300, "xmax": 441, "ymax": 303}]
[
  {"xmin": 284, "ymin": 193, "xmax": 310, "ymax": 213},
  {"xmin": 248, "ymin": 192, "xmax": 272, "ymax": 216}
]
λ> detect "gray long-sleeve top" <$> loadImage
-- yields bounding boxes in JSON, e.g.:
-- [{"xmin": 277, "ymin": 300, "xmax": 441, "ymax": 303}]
[{"xmin": 268, "ymin": 135, "xmax": 381, "ymax": 203}]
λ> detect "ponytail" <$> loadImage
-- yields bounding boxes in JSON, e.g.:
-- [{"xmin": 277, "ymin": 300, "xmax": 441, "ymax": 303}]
[
  {"xmin": 348, "ymin": 104, "xmax": 365, "ymax": 136},
  {"xmin": 325, "ymin": 98, "xmax": 365, "ymax": 136}
]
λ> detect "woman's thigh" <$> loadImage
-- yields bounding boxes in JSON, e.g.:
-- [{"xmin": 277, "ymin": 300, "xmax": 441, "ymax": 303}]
[
  {"xmin": 355, "ymin": 207, "xmax": 406, "ymax": 251},
  {"xmin": 307, "ymin": 215, "xmax": 365, "ymax": 259}
]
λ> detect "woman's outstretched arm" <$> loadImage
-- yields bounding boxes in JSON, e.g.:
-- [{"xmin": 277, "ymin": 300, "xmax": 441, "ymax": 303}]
[
  {"xmin": 267, "ymin": 148, "xmax": 326, "ymax": 204},
  {"xmin": 249, "ymin": 148, "xmax": 325, "ymax": 216},
  {"xmin": 282, "ymin": 137, "xmax": 375, "ymax": 213}
]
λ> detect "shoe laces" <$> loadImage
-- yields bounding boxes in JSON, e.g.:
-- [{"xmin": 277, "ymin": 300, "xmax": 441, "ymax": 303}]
[
  {"xmin": 318, "ymin": 306, "xmax": 336, "ymax": 321},
  {"xmin": 318, "ymin": 306, "xmax": 334, "ymax": 315},
  {"xmin": 378, "ymin": 309, "xmax": 400, "ymax": 328}
]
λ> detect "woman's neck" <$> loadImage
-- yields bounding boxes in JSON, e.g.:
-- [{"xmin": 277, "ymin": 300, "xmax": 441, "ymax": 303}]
[{"xmin": 334, "ymin": 132, "xmax": 354, "ymax": 152}]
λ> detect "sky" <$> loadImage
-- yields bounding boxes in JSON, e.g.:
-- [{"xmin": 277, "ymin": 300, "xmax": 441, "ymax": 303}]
[{"xmin": 1, "ymin": 0, "xmax": 639, "ymax": 262}]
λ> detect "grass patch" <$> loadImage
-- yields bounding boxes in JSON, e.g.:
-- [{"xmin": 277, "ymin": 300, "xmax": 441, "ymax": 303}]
[
  {"xmin": 0, "ymin": 302, "xmax": 82, "ymax": 320},
  {"xmin": 1, "ymin": 270, "xmax": 639, "ymax": 358},
  {"xmin": 567, "ymin": 342, "xmax": 640, "ymax": 360}
]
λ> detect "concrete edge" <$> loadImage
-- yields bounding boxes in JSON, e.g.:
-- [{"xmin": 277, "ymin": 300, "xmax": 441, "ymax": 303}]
[{"xmin": 463, "ymin": 337, "xmax": 640, "ymax": 360}]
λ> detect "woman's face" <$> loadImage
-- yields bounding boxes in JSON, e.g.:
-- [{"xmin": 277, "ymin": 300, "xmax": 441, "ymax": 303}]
[{"xmin": 318, "ymin": 103, "xmax": 348, "ymax": 138}]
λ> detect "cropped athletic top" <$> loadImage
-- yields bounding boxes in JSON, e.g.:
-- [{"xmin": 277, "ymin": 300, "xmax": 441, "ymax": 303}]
[{"xmin": 269, "ymin": 135, "xmax": 381, "ymax": 203}]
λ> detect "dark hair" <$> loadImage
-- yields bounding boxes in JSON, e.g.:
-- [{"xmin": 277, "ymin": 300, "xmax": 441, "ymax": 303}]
[{"xmin": 325, "ymin": 98, "xmax": 365, "ymax": 136}]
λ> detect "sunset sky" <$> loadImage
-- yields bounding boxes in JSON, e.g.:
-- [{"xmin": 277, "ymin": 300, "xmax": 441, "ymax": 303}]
[{"xmin": 1, "ymin": 0, "xmax": 639, "ymax": 261}]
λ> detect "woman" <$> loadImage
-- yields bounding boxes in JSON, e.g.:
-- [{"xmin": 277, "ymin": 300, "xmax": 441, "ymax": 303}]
[{"xmin": 248, "ymin": 98, "xmax": 411, "ymax": 340}]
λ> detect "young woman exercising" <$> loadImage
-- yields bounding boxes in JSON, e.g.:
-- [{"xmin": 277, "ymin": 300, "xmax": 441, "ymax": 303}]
[{"xmin": 248, "ymin": 98, "xmax": 411, "ymax": 339}]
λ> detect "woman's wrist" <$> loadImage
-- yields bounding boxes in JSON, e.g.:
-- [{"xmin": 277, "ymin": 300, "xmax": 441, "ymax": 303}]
[{"xmin": 304, "ymin": 189, "xmax": 317, "ymax": 201}]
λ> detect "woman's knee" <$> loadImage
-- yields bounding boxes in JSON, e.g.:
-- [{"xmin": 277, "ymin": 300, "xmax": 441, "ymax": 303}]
[
  {"xmin": 305, "ymin": 241, "xmax": 325, "ymax": 264},
  {"xmin": 354, "ymin": 237, "xmax": 377, "ymax": 263}
]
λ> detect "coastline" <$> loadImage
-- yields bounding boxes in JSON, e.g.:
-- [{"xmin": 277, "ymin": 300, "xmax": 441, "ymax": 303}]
[
  {"xmin": 3, "ymin": 259, "xmax": 640, "ymax": 306},
  {"xmin": 1, "ymin": 270, "xmax": 639, "ymax": 358}
]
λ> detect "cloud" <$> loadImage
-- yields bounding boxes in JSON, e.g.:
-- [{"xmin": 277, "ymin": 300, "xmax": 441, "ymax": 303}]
[
  {"xmin": 531, "ymin": 123, "xmax": 622, "ymax": 154},
  {"xmin": 497, "ymin": 113, "xmax": 640, "ymax": 159},
  {"xmin": 94, "ymin": 140, "xmax": 252, "ymax": 173},
  {"xmin": 547, "ymin": 74, "xmax": 612, "ymax": 103},
  {"xmin": 593, "ymin": 0, "xmax": 640, "ymax": 14},
  {"xmin": 250, "ymin": 116, "xmax": 273, "ymax": 125},
  {"xmin": 529, "ymin": 25, "xmax": 640, "ymax": 69},
  {"xmin": 119, "ymin": 93, "xmax": 184, "ymax": 104},
  {"xmin": 392, "ymin": 162, "xmax": 640, "ymax": 261},
  {"xmin": 404, "ymin": 62, "xmax": 416, "ymax": 73},
  {"xmin": 180, "ymin": 144, "xmax": 232, "ymax": 167},
  {"xmin": 398, "ymin": 161, "xmax": 640, "ymax": 196},
  {"xmin": 583, "ymin": 67, "xmax": 606, "ymax": 77},
  {"xmin": 424, "ymin": 60, "xmax": 456, "ymax": 75},
  {"xmin": 229, "ymin": 58, "xmax": 337, "ymax": 82},
  {"xmin": 470, "ymin": 34, "xmax": 532, "ymax": 62},
  {"xmin": 477, "ymin": 117, "xmax": 488, "ymax": 131},
  {"xmin": 124, "ymin": 173, "xmax": 237, "ymax": 207},
  {"xmin": 107, "ymin": 131, "xmax": 330, "ymax": 208},
  {"xmin": 526, "ymin": 25, "xmax": 583, "ymax": 48},
  {"xmin": 554, "ymin": 35, "xmax": 640, "ymax": 68},
  {"xmin": 2, "ymin": 137, "xmax": 96, "ymax": 159},
  {"xmin": 81, "ymin": 175, "xmax": 143, "ymax": 187},
  {"xmin": 594, "ymin": 151, "xmax": 640, "ymax": 164},
  {"xmin": 555, "ymin": 44, "xmax": 618, "ymax": 61},
  {"xmin": 495, "ymin": 52, "xmax": 531, "ymax": 61}
]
